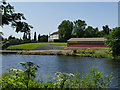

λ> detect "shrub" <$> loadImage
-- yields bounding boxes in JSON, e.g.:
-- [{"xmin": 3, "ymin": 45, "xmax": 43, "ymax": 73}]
[
  {"xmin": 0, "ymin": 62, "xmax": 114, "ymax": 89},
  {"xmin": 56, "ymin": 52, "xmax": 64, "ymax": 55}
]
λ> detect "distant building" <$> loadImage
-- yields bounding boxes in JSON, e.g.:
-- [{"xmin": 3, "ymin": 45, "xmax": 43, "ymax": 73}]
[
  {"xmin": 48, "ymin": 31, "xmax": 59, "ymax": 42},
  {"xmin": 67, "ymin": 38, "xmax": 106, "ymax": 47}
]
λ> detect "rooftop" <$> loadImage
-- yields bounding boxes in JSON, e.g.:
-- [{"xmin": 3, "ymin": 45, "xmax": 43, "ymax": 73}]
[
  {"xmin": 68, "ymin": 38, "xmax": 106, "ymax": 42},
  {"xmin": 50, "ymin": 32, "xmax": 58, "ymax": 36}
]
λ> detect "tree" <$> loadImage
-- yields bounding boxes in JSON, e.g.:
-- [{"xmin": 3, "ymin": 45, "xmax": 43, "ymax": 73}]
[
  {"xmin": 105, "ymin": 27, "xmax": 120, "ymax": 58},
  {"xmin": 38, "ymin": 34, "xmax": 40, "ymax": 42},
  {"xmin": 23, "ymin": 32, "xmax": 27, "ymax": 40},
  {"xmin": 58, "ymin": 20, "xmax": 73, "ymax": 41},
  {"xmin": 85, "ymin": 26, "xmax": 99, "ymax": 37},
  {"xmin": 34, "ymin": 32, "xmax": 36, "ymax": 41},
  {"xmin": 102, "ymin": 25, "xmax": 111, "ymax": 35},
  {"xmin": 1, "ymin": 1, "xmax": 33, "ymax": 33},
  {"xmin": 0, "ymin": 32, "xmax": 4, "ymax": 41},
  {"xmin": 40, "ymin": 35, "xmax": 48, "ymax": 42},
  {"xmin": 73, "ymin": 19, "xmax": 87, "ymax": 38},
  {"xmin": 8, "ymin": 35, "xmax": 15, "ymax": 40},
  {"xmin": 28, "ymin": 32, "xmax": 31, "ymax": 40}
]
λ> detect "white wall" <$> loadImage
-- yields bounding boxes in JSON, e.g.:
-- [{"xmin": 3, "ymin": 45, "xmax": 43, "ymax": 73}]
[{"xmin": 48, "ymin": 34, "xmax": 59, "ymax": 42}]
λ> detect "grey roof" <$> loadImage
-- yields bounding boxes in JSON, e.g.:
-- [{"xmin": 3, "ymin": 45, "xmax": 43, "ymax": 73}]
[{"xmin": 68, "ymin": 38, "xmax": 106, "ymax": 42}]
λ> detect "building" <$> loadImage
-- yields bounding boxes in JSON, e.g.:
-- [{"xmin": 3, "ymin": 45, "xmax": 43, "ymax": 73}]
[
  {"xmin": 67, "ymin": 38, "xmax": 106, "ymax": 47},
  {"xmin": 48, "ymin": 32, "xmax": 59, "ymax": 42}
]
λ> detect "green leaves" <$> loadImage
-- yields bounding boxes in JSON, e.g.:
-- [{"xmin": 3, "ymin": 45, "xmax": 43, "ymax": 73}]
[
  {"xmin": 105, "ymin": 27, "xmax": 120, "ymax": 58},
  {"xmin": 1, "ymin": 1, "xmax": 33, "ymax": 33},
  {"xmin": 0, "ymin": 62, "xmax": 114, "ymax": 89},
  {"xmin": 58, "ymin": 20, "xmax": 73, "ymax": 41}
]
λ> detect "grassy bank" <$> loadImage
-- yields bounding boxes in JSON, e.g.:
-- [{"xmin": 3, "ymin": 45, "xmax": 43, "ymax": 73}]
[
  {"xmin": 18, "ymin": 49, "xmax": 113, "ymax": 58},
  {"xmin": 60, "ymin": 46, "xmax": 109, "ymax": 50},
  {"xmin": 7, "ymin": 42, "xmax": 67, "ymax": 50}
]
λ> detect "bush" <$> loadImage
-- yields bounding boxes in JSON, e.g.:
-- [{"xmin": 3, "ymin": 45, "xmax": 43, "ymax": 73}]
[
  {"xmin": 0, "ymin": 62, "xmax": 114, "ymax": 89},
  {"xmin": 56, "ymin": 52, "xmax": 64, "ymax": 55}
]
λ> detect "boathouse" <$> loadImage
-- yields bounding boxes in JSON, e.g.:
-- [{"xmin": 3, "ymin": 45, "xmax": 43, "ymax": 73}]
[{"xmin": 67, "ymin": 38, "xmax": 106, "ymax": 47}]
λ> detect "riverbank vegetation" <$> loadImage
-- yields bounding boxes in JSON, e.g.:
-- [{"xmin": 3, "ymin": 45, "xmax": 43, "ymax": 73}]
[
  {"xmin": 16, "ymin": 49, "xmax": 112, "ymax": 58},
  {"xmin": 60, "ymin": 46, "xmax": 109, "ymax": 50},
  {"xmin": 0, "ymin": 62, "xmax": 113, "ymax": 89}
]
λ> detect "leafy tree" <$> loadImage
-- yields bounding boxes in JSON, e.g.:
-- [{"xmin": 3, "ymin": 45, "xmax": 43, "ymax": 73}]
[
  {"xmin": 1, "ymin": 1, "xmax": 33, "ymax": 33},
  {"xmin": 34, "ymin": 32, "xmax": 37, "ymax": 41},
  {"xmin": 73, "ymin": 19, "xmax": 87, "ymax": 38},
  {"xmin": 38, "ymin": 34, "xmax": 40, "ymax": 42},
  {"xmin": 28, "ymin": 32, "xmax": 31, "ymax": 40},
  {"xmin": 102, "ymin": 25, "xmax": 111, "ymax": 35},
  {"xmin": 40, "ymin": 35, "xmax": 48, "ymax": 42},
  {"xmin": 58, "ymin": 20, "xmax": 73, "ymax": 41},
  {"xmin": 8, "ymin": 35, "xmax": 15, "ymax": 40},
  {"xmin": 105, "ymin": 27, "xmax": 120, "ymax": 58},
  {"xmin": 23, "ymin": 32, "xmax": 27, "ymax": 40},
  {"xmin": 85, "ymin": 26, "xmax": 99, "ymax": 37}
]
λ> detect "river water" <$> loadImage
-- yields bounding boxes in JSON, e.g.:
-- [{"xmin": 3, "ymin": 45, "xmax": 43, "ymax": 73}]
[{"xmin": 1, "ymin": 54, "xmax": 120, "ymax": 88}]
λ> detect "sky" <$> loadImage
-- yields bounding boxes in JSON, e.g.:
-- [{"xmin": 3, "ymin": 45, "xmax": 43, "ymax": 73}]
[{"xmin": 2, "ymin": 2, "xmax": 118, "ymax": 39}]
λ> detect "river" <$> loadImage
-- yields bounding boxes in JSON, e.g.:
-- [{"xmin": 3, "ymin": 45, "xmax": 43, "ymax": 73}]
[{"xmin": 1, "ymin": 54, "xmax": 120, "ymax": 88}]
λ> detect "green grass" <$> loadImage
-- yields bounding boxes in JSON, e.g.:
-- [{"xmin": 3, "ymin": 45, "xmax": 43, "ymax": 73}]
[
  {"xmin": 60, "ymin": 47, "xmax": 109, "ymax": 50},
  {"xmin": 7, "ymin": 43, "xmax": 47, "ymax": 50},
  {"xmin": 7, "ymin": 42, "xmax": 67, "ymax": 50}
]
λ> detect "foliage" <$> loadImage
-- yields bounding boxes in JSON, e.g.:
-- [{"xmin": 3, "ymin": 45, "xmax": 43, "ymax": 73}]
[
  {"xmin": 38, "ymin": 34, "xmax": 40, "ymax": 42},
  {"xmin": 28, "ymin": 32, "xmax": 31, "ymax": 40},
  {"xmin": 23, "ymin": 32, "xmax": 27, "ymax": 40},
  {"xmin": 56, "ymin": 52, "xmax": 64, "ymax": 55},
  {"xmin": 1, "ymin": 1, "xmax": 33, "ymax": 33},
  {"xmin": 102, "ymin": 25, "xmax": 111, "ymax": 35},
  {"xmin": 73, "ymin": 19, "xmax": 87, "ymax": 38},
  {"xmin": 19, "ymin": 62, "xmax": 40, "ymax": 88},
  {"xmin": 105, "ymin": 27, "xmax": 120, "ymax": 58},
  {"xmin": 39, "ymin": 35, "xmax": 48, "ymax": 42},
  {"xmin": 85, "ymin": 26, "xmax": 100, "ymax": 37},
  {"xmin": 0, "ymin": 63, "xmax": 113, "ymax": 89},
  {"xmin": 58, "ymin": 20, "xmax": 73, "ymax": 41},
  {"xmin": 34, "ymin": 32, "xmax": 37, "ymax": 41}
]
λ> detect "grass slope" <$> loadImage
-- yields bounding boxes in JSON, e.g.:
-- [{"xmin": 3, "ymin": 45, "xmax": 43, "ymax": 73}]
[{"xmin": 7, "ymin": 43, "xmax": 67, "ymax": 50}]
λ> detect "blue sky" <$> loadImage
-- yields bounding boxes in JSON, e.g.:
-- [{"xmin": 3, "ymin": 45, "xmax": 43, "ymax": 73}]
[{"xmin": 2, "ymin": 2, "xmax": 118, "ymax": 38}]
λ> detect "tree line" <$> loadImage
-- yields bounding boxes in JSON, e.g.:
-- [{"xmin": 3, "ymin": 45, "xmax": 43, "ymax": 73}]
[
  {"xmin": 58, "ymin": 20, "xmax": 111, "ymax": 41},
  {"xmin": 22, "ymin": 32, "xmax": 48, "ymax": 42}
]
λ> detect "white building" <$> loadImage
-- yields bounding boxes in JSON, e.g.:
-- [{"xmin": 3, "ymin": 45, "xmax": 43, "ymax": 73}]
[{"xmin": 48, "ymin": 32, "xmax": 59, "ymax": 42}]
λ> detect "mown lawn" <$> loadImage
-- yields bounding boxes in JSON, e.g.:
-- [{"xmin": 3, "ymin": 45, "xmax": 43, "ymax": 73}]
[{"xmin": 7, "ymin": 42, "xmax": 67, "ymax": 50}]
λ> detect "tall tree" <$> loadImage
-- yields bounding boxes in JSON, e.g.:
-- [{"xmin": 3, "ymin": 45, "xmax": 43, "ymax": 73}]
[
  {"xmin": 102, "ymin": 25, "xmax": 111, "ymax": 35},
  {"xmin": 38, "ymin": 34, "xmax": 41, "ymax": 42},
  {"xmin": 105, "ymin": 27, "xmax": 120, "ymax": 58},
  {"xmin": 1, "ymin": 1, "xmax": 33, "ymax": 33},
  {"xmin": 28, "ymin": 32, "xmax": 31, "ymax": 40},
  {"xmin": 58, "ymin": 20, "xmax": 73, "ymax": 41},
  {"xmin": 34, "ymin": 32, "xmax": 37, "ymax": 41},
  {"xmin": 23, "ymin": 32, "xmax": 27, "ymax": 40},
  {"xmin": 85, "ymin": 26, "xmax": 99, "ymax": 37},
  {"xmin": 73, "ymin": 19, "xmax": 87, "ymax": 38}
]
